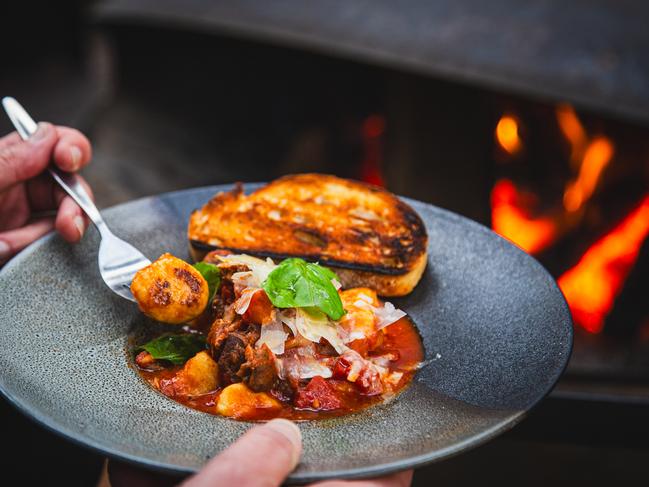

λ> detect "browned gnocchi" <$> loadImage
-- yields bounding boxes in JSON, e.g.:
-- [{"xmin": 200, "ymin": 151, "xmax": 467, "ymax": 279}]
[{"xmin": 131, "ymin": 253, "xmax": 209, "ymax": 324}]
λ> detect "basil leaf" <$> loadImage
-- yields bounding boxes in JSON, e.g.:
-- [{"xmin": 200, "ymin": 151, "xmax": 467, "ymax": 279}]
[
  {"xmin": 193, "ymin": 262, "xmax": 221, "ymax": 301},
  {"xmin": 137, "ymin": 333, "xmax": 207, "ymax": 365},
  {"xmin": 262, "ymin": 258, "xmax": 345, "ymax": 320}
]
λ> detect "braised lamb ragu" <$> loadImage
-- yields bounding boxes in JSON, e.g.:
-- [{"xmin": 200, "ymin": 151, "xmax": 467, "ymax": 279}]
[{"xmin": 134, "ymin": 252, "xmax": 423, "ymax": 421}]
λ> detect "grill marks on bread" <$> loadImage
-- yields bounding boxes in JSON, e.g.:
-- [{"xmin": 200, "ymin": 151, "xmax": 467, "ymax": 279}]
[{"xmin": 188, "ymin": 174, "xmax": 428, "ymax": 296}]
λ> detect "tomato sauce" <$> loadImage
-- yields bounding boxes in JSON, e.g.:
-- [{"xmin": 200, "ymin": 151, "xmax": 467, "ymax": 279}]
[{"xmin": 137, "ymin": 317, "xmax": 423, "ymax": 421}]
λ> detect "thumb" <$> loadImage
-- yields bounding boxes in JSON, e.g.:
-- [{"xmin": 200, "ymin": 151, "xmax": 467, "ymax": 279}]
[
  {"xmin": 182, "ymin": 419, "xmax": 302, "ymax": 487},
  {"xmin": 0, "ymin": 122, "xmax": 57, "ymax": 191}
]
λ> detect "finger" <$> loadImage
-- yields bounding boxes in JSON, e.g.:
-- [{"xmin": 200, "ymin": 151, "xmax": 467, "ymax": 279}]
[
  {"xmin": 27, "ymin": 172, "xmax": 94, "ymax": 212},
  {"xmin": 309, "ymin": 470, "xmax": 414, "ymax": 487},
  {"xmin": 0, "ymin": 184, "xmax": 30, "ymax": 231},
  {"xmin": 24, "ymin": 172, "xmax": 56, "ymax": 211},
  {"xmin": 53, "ymin": 126, "xmax": 92, "ymax": 172},
  {"xmin": 0, "ymin": 131, "xmax": 22, "ymax": 147},
  {"xmin": 0, "ymin": 123, "xmax": 57, "ymax": 191},
  {"xmin": 0, "ymin": 218, "xmax": 54, "ymax": 263},
  {"xmin": 55, "ymin": 196, "xmax": 89, "ymax": 242},
  {"xmin": 182, "ymin": 419, "xmax": 302, "ymax": 487}
]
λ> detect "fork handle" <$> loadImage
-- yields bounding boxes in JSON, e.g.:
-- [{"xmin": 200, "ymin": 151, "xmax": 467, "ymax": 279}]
[
  {"xmin": 48, "ymin": 167, "xmax": 108, "ymax": 234},
  {"xmin": 2, "ymin": 97, "xmax": 110, "ymax": 237}
]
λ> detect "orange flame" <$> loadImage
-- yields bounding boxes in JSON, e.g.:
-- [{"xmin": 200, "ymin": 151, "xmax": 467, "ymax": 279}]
[
  {"xmin": 491, "ymin": 179, "xmax": 557, "ymax": 254},
  {"xmin": 492, "ymin": 104, "xmax": 644, "ymax": 334},
  {"xmin": 495, "ymin": 115, "xmax": 522, "ymax": 155},
  {"xmin": 563, "ymin": 136, "xmax": 614, "ymax": 212},
  {"xmin": 556, "ymin": 104, "xmax": 588, "ymax": 168},
  {"xmin": 558, "ymin": 195, "xmax": 649, "ymax": 333}
]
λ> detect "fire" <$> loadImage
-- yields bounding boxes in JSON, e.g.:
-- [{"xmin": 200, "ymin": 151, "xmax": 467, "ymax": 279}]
[
  {"xmin": 491, "ymin": 179, "xmax": 557, "ymax": 254},
  {"xmin": 556, "ymin": 104, "xmax": 587, "ymax": 167},
  {"xmin": 563, "ymin": 136, "xmax": 614, "ymax": 212},
  {"xmin": 558, "ymin": 196, "xmax": 649, "ymax": 333},
  {"xmin": 557, "ymin": 105, "xmax": 615, "ymax": 212},
  {"xmin": 492, "ymin": 108, "xmax": 615, "ymax": 256},
  {"xmin": 495, "ymin": 115, "xmax": 522, "ymax": 155},
  {"xmin": 491, "ymin": 106, "xmax": 645, "ymax": 334}
]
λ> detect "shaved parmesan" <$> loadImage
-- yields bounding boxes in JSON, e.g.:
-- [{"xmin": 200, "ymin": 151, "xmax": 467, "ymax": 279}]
[
  {"xmin": 369, "ymin": 354, "xmax": 398, "ymax": 368},
  {"xmin": 225, "ymin": 254, "xmax": 276, "ymax": 286},
  {"xmin": 341, "ymin": 349, "xmax": 395, "ymax": 389},
  {"xmin": 278, "ymin": 346, "xmax": 333, "ymax": 380},
  {"xmin": 374, "ymin": 301, "xmax": 407, "ymax": 329},
  {"xmin": 347, "ymin": 356, "xmax": 364, "ymax": 382},
  {"xmin": 256, "ymin": 318, "xmax": 288, "ymax": 355},
  {"xmin": 234, "ymin": 288, "xmax": 262, "ymax": 315},
  {"xmin": 357, "ymin": 293, "xmax": 375, "ymax": 304},
  {"xmin": 385, "ymin": 371, "xmax": 404, "ymax": 386},
  {"xmin": 278, "ymin": 309, "xmax": 298, "ymax": 337},
  {"xmin": 339, "ymin": 350, "xmax": 365, "ymax": 382},
  {"xmin": 353, "ymin": 299, "xmax": 371, "ymax": 309},
  {"xmin": 231, "ymin": 271, "xmax": 257, "ymax": 292},
  {"xmin": 338, "ymin": 325, "xmax": 366, "ymax": 344},
  {"xmin": 349, "ymin": 297, "xmax": 407, "ymax": 330},
  {"xmin": 295, "ymin": 309, "xmax": 348, "ymax": 354}
]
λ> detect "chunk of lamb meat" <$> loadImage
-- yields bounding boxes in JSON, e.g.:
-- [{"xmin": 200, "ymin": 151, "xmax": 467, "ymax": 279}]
[
  {"xmin": 207, "ymin": 312, "xmax": 241, "ymax": 353},
  {"xmin": 195, "ymin": 254, "xmax": 249, "ymax": 326},
  {"xmin": 238, "ymin": 344, "xmax": 279, "ymax": 392},
  {"xmin": 216, "ymin": 324, "xmax": 261, "ymax": 385},
  {"xmin": 135, "ymin": 351, "xmax": 165, "ymax": 370},
  {"xmin": 204, "ymin": 254, "xmax": 250, "ymax": 296},
  {"xmin": 217, "ymin": 333, "xmax": 247, "ymax": 385},
  {"xmin": 202, "ymin": 251, "xmax": 250, "ymax": 279},
  {"xmin": 217, "ymin": 262, "xmax": 250, "ymax": 281},
  {"xmin": 270, "ymin": 379, "xmax": 296, "ymax": 403},
  {"xmin": 206, "ymin": 264, "xmax": 248, "ymax": 321}
]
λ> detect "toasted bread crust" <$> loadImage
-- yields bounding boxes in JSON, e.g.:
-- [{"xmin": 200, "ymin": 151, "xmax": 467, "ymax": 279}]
[{"xmin": 188, "ymin": 174, "xmax": 427, "ymax": 295}]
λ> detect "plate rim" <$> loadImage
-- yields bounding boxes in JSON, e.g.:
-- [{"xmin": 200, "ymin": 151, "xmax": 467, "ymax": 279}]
[{"xmin": 0, "ymin": 183, "xmax": 573, "ymax": 483}]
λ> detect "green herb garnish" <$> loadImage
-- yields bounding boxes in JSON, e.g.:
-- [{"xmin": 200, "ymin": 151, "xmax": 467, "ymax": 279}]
[
  {"xmin": 193, "ymin": 262, "xmax": 221, "ymax": 302},
  {"xmin": 262, "ymin": 257, "xmax": 345, "ymax": 320},
  {"xmin": 137, "ymin": 333, "xmax": 207, "ymax": 365}
]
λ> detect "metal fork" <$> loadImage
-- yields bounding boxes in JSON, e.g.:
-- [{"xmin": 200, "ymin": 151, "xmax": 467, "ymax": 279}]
[{"xmin": 2, "ymin": 96, "xmax": 150, "ymax": 301}]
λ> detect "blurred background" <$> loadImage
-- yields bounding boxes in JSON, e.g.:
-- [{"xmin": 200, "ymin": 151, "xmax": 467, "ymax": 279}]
[{"xmin": 1, "ymin": 1, "xmax": 648, "ymax": 485}]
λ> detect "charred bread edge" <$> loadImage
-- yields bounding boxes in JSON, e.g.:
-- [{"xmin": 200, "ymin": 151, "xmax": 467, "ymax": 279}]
[
  {"xmin": 189, "ymin": 239, "xmax": 424, "ymax": 276},
  {"xmin": 333, "ymin": 252, "xmax": 428, "ymax": 297},
  {"xmin": 189, "ymin": 241, "xmax": 427, "ymax": 297}
]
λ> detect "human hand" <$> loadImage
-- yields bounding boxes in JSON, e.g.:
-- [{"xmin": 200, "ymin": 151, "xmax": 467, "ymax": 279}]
[
  {"xmin": 108, "ymin": 419, "xmax": 413, "ymax": 487},
  {"xmin": 0, "ymin": 122, "xmax": 92, "ymax": 264}
]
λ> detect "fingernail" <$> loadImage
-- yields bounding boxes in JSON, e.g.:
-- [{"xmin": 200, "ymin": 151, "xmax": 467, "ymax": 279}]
[
  {"xmin": 30, "ymin": 122, "xmax": 52, "ymax": 142},
  {"xmin": 0, "ymin": 240, "xmax": 11, "ymax": 260},
  {"xmin": 74, "ymin": 216, "xmax": 85, "ymax": 238},
  {"xmin": 265, "ymin": 419, "xmax": 302, "ymax": 468},
  {"xmin": 69, "ymin": 146, "xmax": 82, "ymax": 171}
]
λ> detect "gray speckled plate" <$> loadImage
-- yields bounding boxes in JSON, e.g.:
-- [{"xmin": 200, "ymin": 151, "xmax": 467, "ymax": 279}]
[{"xmin": 0, "ymin": 184, "xmax": 572, "ymax": 483}]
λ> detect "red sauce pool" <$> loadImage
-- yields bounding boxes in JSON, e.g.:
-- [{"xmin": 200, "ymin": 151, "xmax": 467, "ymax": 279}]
[{"xmin": 137, "ymin": 317, "xmax": 424, "ymax": 421}]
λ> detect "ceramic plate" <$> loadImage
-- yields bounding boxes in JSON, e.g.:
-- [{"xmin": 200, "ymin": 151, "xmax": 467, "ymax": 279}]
[{"xmin": 0, "ymin": 184, "xmax": 572, "ymax": 483}]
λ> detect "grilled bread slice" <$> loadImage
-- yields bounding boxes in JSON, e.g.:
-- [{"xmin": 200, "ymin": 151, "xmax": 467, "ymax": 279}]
[{"xmin": 188, "ymin": 174, "xmax": 427, "ymax": 296}]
